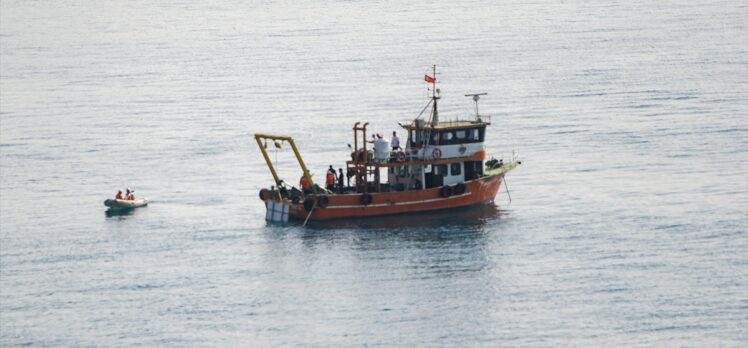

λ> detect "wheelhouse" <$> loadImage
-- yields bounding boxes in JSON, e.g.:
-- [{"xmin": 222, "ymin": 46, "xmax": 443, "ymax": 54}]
[
  {"xmin": 406, "ymin": 123, "xmax": 487, "ymax": 147},
  {"xmin": 338, "ymin": 65, "xmax": 498, "ymax": 195}
]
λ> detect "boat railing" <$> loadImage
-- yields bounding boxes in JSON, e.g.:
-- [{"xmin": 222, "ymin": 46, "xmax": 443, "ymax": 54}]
[
  {"xmin": 438, "ymin": 115, "xmax": 492, "ymax": 125},
  {"xmin": 401, "ymin": 115, "xmax": 491, "ymax": 128},
  {"xmin": 350, "ymin": 149, "xmax": 411, "ymax": 165}
]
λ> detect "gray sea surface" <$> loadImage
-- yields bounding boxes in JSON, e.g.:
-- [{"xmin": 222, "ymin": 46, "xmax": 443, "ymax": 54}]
[{"xmin": 1, "ymin": 1, "xmax": 747, "ymax": 346}]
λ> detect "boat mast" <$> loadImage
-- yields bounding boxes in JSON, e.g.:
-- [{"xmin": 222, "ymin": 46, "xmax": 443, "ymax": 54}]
[{"xmin": 431, "ymin": 64, "xmax": 439, "ymax": 127}]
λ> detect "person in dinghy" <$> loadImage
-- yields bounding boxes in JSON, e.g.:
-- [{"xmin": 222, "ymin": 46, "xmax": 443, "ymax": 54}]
[{"xmin": 105, "ymin": 187, "xmax": 147, "ymax": 210}]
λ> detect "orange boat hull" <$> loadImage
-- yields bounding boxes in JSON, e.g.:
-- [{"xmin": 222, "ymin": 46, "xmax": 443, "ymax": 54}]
[{"xmin": 267, "ymin": 174, "xmax": 504, "ymax": 221}]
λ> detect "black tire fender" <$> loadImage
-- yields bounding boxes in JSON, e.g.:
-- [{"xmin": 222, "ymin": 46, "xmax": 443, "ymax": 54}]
[
  {"xmin": 259, "ymin": 189, "xmax": 270, "ymax": 201},
  {"xmin": 439, "ymin": 185, "xmax": 453, "ymax": 198},
  {"xmin": 360, "ymin": 193, "xmax": 373, "ymax": 206},
  {"xmin": 318, "ymin": 195, "xmax": 330, "ymax": 208},
  {"xmin": 453, "ymin": 183, "xmax": 466, "ymax": 195},
  {"xmin": 303, "ymin": 197, "xmax": 316, "ymax": 211}
]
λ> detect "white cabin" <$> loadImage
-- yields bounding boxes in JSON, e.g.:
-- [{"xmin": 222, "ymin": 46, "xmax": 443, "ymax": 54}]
[{"xmin": 386, "ymin": 120, "xmax": 489, "ymax": 191}]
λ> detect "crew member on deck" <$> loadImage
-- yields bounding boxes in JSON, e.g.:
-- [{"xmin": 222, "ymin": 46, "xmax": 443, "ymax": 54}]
[
  {"xmin": 337, "ymin": 168, "xmax": 344, "ymax": 192},
  {"xmin": 391, "ymin": 131, "xmax": 400, "ymax": 150},
  {"xmin": 300, "ymin": 172, "xmax": 311, "ymax": 193},
  {"xmin": 326, "ymin": 165, "xmax": 336, "ymax": 191}
]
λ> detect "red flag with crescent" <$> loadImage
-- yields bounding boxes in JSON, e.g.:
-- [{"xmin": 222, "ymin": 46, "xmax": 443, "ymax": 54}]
[{"xmin": 424, "ymin": 75, "xmax": 436, "ymax": 83}]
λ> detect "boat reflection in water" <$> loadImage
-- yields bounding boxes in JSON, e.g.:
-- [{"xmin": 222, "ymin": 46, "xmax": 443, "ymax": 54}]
[
  {"xmin": 105, "ymin": 207, "xmax": 138, "ymax": 218},
  {"xmin": 263, "ymin": 203, "xmax": 503, "ymax": 269}
]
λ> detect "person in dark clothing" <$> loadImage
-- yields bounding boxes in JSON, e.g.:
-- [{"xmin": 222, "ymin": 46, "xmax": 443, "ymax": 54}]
[{"xmin": 337, "ymin": 168, "xmax": 344, "ymax": 192}]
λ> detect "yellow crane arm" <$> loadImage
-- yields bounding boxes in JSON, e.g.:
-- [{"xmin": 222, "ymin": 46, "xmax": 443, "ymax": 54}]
[{"xmin": 254, "ymin": 133, "xmax": 315, "ymax": 189}]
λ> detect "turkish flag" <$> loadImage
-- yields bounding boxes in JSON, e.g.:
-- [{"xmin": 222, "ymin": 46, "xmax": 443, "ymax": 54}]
[{"xmin": 424, "ymin": 75, "xmax": 436, "ymax": 83}]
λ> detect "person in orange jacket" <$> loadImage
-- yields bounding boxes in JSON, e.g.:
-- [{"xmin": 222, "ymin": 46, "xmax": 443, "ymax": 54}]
[
  {"xmin": 300, "ymin": 173, "xmax": 311, "ymax": 193},
  {"xmin": 326, "ymin": 165, "xmax": 336, "ymax": 191},
  {"xmin": 115, "ymin": 190, "xmax": 124, "ymax": 200}
]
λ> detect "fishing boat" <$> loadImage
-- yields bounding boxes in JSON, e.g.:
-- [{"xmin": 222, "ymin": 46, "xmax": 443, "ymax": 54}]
[{"xmin": 256, "ymin": 67, "xmax": 520, "ymax": 223}]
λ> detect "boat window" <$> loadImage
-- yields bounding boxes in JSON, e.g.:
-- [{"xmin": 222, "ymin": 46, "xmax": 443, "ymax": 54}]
[
  {"xmin": 470, "ymin": 128, "xmax": 479, "ymax": 141},
  {"xmin": 428, "ymin": 127, "xmax": 487, "ymax": 144},
  {"xmin": 427, "ymin": 127, "xmax": 486, "ymax": 145},
  {"xmin": 434, "ymin": 164, "xmax": 448, "ymax": 176},
  {"xmin": 463, "ymin": 160, "xmax": 483, "ymax": 180},
  {"xmin": 450, "ymin": 163, "xmax": 461, "ymax": 176}
]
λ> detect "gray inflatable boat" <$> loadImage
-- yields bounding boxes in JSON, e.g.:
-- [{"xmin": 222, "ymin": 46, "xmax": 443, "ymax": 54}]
[{"xmin": 104, "ymin": 198, "xmax": 148, "ymax": 209}]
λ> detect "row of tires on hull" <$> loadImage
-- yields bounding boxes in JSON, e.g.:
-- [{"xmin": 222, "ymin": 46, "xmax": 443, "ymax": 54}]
[
  {"xmin": 259, "ymin": 188, "xmax": 333, "ymax": 211},
  {"xmin": 299, "ymin": 193, "xmax": 371, "ymax": 212},
  {"xmin": 259, "ymin": 182, "xmax": 467, "ymax": 212},
  {"xmin": 439, "ymin": 183, "xmax": 466, "ymax": 198}
]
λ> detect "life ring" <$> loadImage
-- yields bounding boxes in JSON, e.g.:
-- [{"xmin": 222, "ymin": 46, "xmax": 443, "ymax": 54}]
[
  {"xmin": 432, "ymin": 148, "xmax": 442, "ymax": 160},
  {"xmin": 303, "ymin": 197, "xmax": 316, "ymax": 211},
  {"xmin": 318, "ymin": 195, "xmax": 330, "ymax": 208},
  {"xmin": 439, "ymin": 185, "xmax": 453, "ymax": 198},
  {"xmin": 259, "ymin": 189, "xmax": 270, "ymax": 201},
  {"xmin": 453, "ymin": 183, "xmax": 466, "ymax": 195},
  {"xmin": 360, "ymin": 193, "xmax": 373, "ymax": 206},
  {"xmin": 396, "ymin": 151, "xmax": 406, "ymax": 162}
]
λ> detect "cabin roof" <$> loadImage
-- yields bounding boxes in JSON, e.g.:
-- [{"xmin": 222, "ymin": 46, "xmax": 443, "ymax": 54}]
[{"xmin": 400, "ymin": 119, "xmax": 490, "ymax": 131}]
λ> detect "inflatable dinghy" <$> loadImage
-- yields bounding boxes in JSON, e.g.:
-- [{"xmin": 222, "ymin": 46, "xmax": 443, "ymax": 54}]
[{"xmin": 104, "ymin": 198, "xmax": 148, "ymax": 209}]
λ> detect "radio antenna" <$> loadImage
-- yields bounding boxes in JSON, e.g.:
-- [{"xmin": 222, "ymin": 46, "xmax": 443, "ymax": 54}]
[{"xmin": 464, "ymin": 93, "xmax": 487, "ymax": 119}]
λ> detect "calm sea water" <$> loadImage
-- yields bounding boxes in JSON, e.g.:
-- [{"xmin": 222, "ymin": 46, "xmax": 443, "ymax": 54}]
[{"xmin": 1, "ymin": 1, "xmax": 747, "ymax": 346}]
